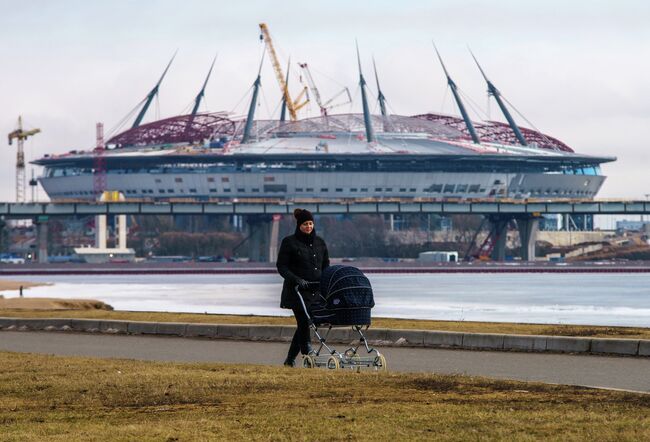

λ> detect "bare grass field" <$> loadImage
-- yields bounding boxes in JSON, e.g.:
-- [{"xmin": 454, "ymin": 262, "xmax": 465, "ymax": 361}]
[{"xmin": 0, "ymin": 351, "xmax": 648, "ymax": 440}]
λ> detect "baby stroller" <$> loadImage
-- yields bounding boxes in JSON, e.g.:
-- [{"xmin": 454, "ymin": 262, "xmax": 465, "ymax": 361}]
[{"xmin": 295, "ymin": 265, "xmax": 386, "ymax": 371}]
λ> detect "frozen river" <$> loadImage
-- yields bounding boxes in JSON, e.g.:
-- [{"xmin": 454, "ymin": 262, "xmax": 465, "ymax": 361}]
[{"xmin": 1, "ymin": 273, "xmax": 649, "ymax": 327}]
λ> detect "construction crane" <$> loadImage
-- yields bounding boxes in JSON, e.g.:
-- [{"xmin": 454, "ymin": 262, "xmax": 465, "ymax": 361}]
[
  {"xmin": 298, "ymin": 62, "xmax": 352, "ymax": 116},
  {"xmin": 8, "ymin": 116, "xmax": 40, "ymax": 203},
  {"xmin": 93, "ymin": 122, "xmax": 106, "ymax": 198},
  {"xmin": 258, "ymin": 23, "xmax": 308, "ymax": 121}
]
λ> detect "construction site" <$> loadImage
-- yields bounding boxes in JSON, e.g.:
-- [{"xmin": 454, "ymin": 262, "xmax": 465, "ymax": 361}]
[{"xmin": 3, "ymin": 23, "xmax": 649, "ymax": 265}]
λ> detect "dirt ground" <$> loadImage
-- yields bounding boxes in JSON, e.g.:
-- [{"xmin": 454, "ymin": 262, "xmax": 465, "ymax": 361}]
[
  {"xmin": 0, "ymin": 294, "xmax": 112, "ymax": 311},
  {"xmin": 0, "ymin": 280, "xmax": 45, "ymax": 292}
]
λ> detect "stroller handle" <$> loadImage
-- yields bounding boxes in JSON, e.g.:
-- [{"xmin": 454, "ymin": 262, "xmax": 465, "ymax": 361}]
[
  {"xmin": 293, "ymin": 281, "xmax": 320, "ymax": 289},
  {"xmin": 294, "ymin": 282, "xmax": 320, "ymax": 324}
]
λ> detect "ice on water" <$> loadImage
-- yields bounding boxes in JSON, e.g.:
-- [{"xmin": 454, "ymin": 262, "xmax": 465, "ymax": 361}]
[{"xmin": 1, "ymin": 273, "xmax": 649, "ymax": 327}]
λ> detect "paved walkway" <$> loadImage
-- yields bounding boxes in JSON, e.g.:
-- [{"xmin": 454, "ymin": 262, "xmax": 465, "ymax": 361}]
[{"xmin": 1, "ymin": 331, "xmax": 649, "ymax": 393}]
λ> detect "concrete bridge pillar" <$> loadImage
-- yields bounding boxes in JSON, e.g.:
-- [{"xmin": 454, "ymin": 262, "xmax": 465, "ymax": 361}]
[
  {"xmin": 246, "ymin": 215, "xmax": 280, "ymax": 263},
  {"xmin": 489, "ymin": 217, "xmax": 509, "ymax": 262},
  {"xmin": 517, "ymin": 217, "xmax": 539, "ymax": 261},
  {"xmin": 36, "ymin": 217, "xmax": 48, "ymax": 264}
]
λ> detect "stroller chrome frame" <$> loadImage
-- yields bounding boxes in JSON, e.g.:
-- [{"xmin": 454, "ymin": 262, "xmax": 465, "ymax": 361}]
[{"xmin": 295, "ymin": 285, "xmax": 386, "ymax": 371}]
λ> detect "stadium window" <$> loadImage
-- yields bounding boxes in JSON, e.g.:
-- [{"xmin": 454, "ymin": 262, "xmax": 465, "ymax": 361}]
[
  {"xmin": 443, "ymin": 184, "xmax": 455, "ymax": 193},
  {"xmin": 209, "ymin": 188, "xmax": 217, "ymax": 193},
  {"xmin": 224, "ymin": 188, "xmax": 231, "ymax": 192},
  {"xmin": 361, "ymin": 188, "xmax": 368, "ymax": 192},
  {"xmin": 264, "ymin": 184, "xmax": 287, "ymax": 192},
  {"xmin": 425, "ymin": 184, "xmax": 442, "ymax": 193},
  {"xmin": 252, "ymin": 188, "xmax": 259, "ymax": 192},
  {"xmin": 175, "ymin": 177, "xmax": 183, "ymax": 183},
  {"xmin": 155, "ymin": 178, "xmax": 161, "ymax": 183},
  {"xmin": 296, "ymin": 188, "xmax": 303, "ymax": 192},
  {"xmin": 399, "ymin": 188, "xmax": 407, "ymax": 192},
  {"xmin": 167, "ymin": 189, "xmax": 174, "ymax": 193},
  {"xmin": 207, "ymin": 177, "xmax": 215, "ymax": 183},
  {"xmin": 409, "ymin": 188, "xmax": 416, "ymax": 192},
  {"xmin": 350, "ymin": 188, "xmax": 358, "ymax": 192},
  {"xmin": 456, "ymin": 184, "xmax": 468, "ymax": 193},
  {"xmin": 221, "ymin": 177, "xmax": 229, "ymax": 182},
  {"xmin": 159, "ymin": 189, "xmax": 165, "ymax": 193},
  {"xmin": 321, "ymin": 188, "xmax": 329, "ymax": 192},
  {"xmin": 264, "ymin": 176, "xmax": 275, "ymax": 182},
  {"xmin": 375, "ymin": 188, "xmax": 382, "ymax": 192},
  {"xmin": 237, "ymin": 188, "xmax": 245, "ymax": 192},
  {"xmin": 335, "ymin": 188, "xmax": 343, "ymax": 192},
  {"xmin": 306, "ymin": 188, "xmax": 314, "ymax": 192},
  {"xmin": 190, "ymin": 189, "xmax": 197, "ymax": 193},
  {"xmin": 385, "ymin": 188, "xmax": 393, "ymax": 192}
]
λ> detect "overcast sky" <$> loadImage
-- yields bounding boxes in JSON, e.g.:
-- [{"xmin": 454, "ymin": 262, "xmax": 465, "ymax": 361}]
[{"xmin": 1, "ymin": 0, "xmax": 649, "ymax": 202}]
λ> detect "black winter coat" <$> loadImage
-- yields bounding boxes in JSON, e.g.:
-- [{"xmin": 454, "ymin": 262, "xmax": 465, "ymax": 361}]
[{"xmin": 276, "ymin": 230, "xmax": 330, "ymax": 309}]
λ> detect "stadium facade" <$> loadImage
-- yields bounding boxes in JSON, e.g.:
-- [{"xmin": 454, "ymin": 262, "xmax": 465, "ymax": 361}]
[{"xmin": 32, "ymin": 48, "xmax": 615, "ymax": 203}]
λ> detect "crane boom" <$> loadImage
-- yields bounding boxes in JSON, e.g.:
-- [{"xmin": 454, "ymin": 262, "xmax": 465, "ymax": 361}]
[
  {"xmin": 258, "ymin": 23, "xmax": 307, "ymax": 121},
  {"xmin": 298, "ymin": 62, "xmax": 351, "ymax": 116},
  {"xmin": 8, "ymin": 116, "xmax": 40, "ymax": 202},
  {"xmin": 298, "ymin": 63, "xmax": 323, "ymax": 113}
]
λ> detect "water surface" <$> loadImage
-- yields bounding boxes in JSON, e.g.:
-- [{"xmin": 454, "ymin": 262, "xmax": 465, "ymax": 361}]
[{"xmin": 1, "ymin": 273, "xmax": 648, "ymax": 327}]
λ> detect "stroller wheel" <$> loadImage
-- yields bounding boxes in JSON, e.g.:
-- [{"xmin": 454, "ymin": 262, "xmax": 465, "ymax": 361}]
[
  {"xmin": 326, "ymin": 356, "xmax": 340, "ymax": 370},
  {"xmin": 373, "ymin": 353, "xmax": 387, "ymax": 371},
  {"xmin": 302, "ymin": 355, "xmax": 316, "ymax": 369}
]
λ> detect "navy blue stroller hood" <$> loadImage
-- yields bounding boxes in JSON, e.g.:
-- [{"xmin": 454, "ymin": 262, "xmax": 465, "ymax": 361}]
[{"xmin": 310, "ymin": 265, "xmax": 375, "ymax": 326}]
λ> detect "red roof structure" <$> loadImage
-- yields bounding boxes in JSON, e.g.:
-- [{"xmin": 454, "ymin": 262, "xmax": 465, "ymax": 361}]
[
  {"xmin": 107, "ymin": 112, "xmax": 237, "ymax": 147},
  {"xmin": 414, "ymin": 113, "xmax": 574, "ymax": 152}
]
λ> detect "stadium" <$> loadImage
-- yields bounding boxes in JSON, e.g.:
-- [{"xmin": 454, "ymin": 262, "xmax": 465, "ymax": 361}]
[{"xmin": 31, "ymin": 28, "xmax": 615, "ymax": 203}]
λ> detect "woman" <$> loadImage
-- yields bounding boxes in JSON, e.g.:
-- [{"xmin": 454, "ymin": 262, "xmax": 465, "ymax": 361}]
[{"xmin": 276, "ymin": 208, "xmax": 330, "ymax": 367}]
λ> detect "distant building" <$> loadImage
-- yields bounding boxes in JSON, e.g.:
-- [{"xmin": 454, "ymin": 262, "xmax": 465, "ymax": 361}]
[
  {"xmin": 418, "ymin": 251, "xmax": 458, "ymax": 262},
  {"xmin": 540, "ymin": 214, "xmax": 594, "ymax": 231},
  {"xmin": 616, "ymin": 220, "xmax": 648, "ymax": 232}
]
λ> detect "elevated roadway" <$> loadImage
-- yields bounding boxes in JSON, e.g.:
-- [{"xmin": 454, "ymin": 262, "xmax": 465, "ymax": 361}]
[
  {"xmin": 1, "ymin": 198, "xmax": 649, "ymax": 217},
  {"xmin": 3, "ymin": 198, "xmax": 647, "ymax": 263}
]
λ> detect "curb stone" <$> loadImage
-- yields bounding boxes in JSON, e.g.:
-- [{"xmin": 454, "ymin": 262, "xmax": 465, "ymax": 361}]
[
  {"xmin": 503, "ymin": 334, "xmax": 547, "ymax": 352},
  {"xmin": 546, "ymin": 336, "xmax": 591, "ymax": 353},
  {"xmin": 591, "ymin": 338, "xmax": 640, "ymax": 356},
  {"xmin": 99, "ymin": 320, "xmax": 128, "ymax": 334},
  {"xmin": 462, "ymin": 333, "xmax": 505, "ymax": 350},
  {"xmin": 386, "ymin": 329, "xmax": 425, "ymax": 347},
  {"xmin": 127, "ymin": 321, "xmax": 158, "ymax": 335},
  {"xmin": 185, "ymin": 324, "xmax": 218, "ymax": 338},
  {"xmin": 638, "ymin": 341, "xmax": 650, "ymax": 357}
]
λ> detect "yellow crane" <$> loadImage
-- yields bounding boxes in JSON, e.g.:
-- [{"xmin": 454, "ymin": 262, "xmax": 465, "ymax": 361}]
[
  {"xmin": 8, "ymin": 116, "xmax": 40, "ymax": 203},
  {"xmin": 258, "ymin": 23, "xmax": 308, "ymax": 121}
]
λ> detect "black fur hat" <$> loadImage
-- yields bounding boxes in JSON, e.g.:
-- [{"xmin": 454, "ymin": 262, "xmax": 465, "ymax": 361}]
[{"xmin": 293, "ymin": 208, "xmax": 314, "ymax": 226}]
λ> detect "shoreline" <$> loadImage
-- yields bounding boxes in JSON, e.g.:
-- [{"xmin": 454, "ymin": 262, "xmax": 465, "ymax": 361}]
[
  {"xmin": 0, "ymin": 280, "xmax": 46, "ymax": 292},
  {"xmin": 1, "ymin": 261, "xmax": 649, "ymax": 275}
]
